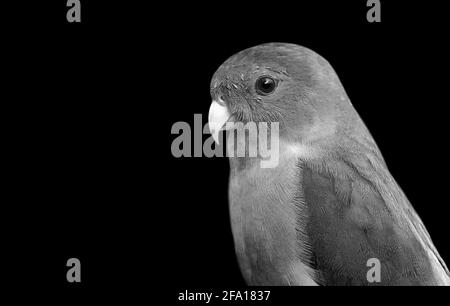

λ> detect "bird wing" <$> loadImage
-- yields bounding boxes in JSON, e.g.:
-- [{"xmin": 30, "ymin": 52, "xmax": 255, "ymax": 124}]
[{"xmin": 297, "ymin": 150, "xmax": 450, "ymax": 285}]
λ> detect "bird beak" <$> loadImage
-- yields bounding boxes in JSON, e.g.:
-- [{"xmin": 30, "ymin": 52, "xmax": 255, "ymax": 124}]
[{"xmin": 208, "ymin": 98, "xmax": 234, "ymax": 144}]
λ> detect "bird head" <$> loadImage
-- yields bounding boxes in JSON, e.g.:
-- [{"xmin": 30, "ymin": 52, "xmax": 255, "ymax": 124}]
[{"xmin": 208, "ymin": 43, "xmax": 360, "ymax": 149}]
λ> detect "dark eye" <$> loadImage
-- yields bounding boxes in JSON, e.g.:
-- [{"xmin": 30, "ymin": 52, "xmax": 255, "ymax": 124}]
[{"xmin": 255, "ymin": 76, "xmax": 277, "ymax": 95}]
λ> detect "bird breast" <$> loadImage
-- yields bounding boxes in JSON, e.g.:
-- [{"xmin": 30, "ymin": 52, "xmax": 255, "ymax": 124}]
[{"xmin": 228, "ymin": 148, "xmax": 318, "ymax": 285}]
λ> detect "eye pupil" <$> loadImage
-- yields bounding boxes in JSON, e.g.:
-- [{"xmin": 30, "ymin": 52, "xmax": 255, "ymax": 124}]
[{"xmin": 256, "ymin": 76, "xmax": 276, "ymax": 95}]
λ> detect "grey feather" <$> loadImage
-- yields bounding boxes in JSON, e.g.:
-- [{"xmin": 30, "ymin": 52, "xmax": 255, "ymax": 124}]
[{"xmin": 210, "ymin": 42, "xmax": 450, "ymax": 286}]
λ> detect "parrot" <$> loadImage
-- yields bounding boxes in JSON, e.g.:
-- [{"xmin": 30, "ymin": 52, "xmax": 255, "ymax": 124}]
[{"xmin": 207, "ymin": 43, "xmax": 450, "ymax": 286}]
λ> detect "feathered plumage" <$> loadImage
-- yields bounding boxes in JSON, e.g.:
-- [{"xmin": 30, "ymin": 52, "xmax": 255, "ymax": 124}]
[{"xmin": 208, "ymin": 43, "xmax": 449, "ymax": 285}]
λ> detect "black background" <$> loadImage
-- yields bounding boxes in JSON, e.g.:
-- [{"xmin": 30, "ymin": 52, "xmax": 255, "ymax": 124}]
[{"xmin": 5, "ymin": 0, "xmax": 450, "ymax": 302}]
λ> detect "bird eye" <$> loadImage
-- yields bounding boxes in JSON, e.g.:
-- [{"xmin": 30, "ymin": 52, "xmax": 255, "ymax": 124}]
[{"xmin": 255, "ymin": 76, "xmax": 277, "ymax": 95}]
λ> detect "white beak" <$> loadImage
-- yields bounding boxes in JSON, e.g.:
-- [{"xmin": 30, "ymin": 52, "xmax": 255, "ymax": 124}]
[{"xmin": 208, "ymin": 99, "xmax": 233, "ymax": 144}]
